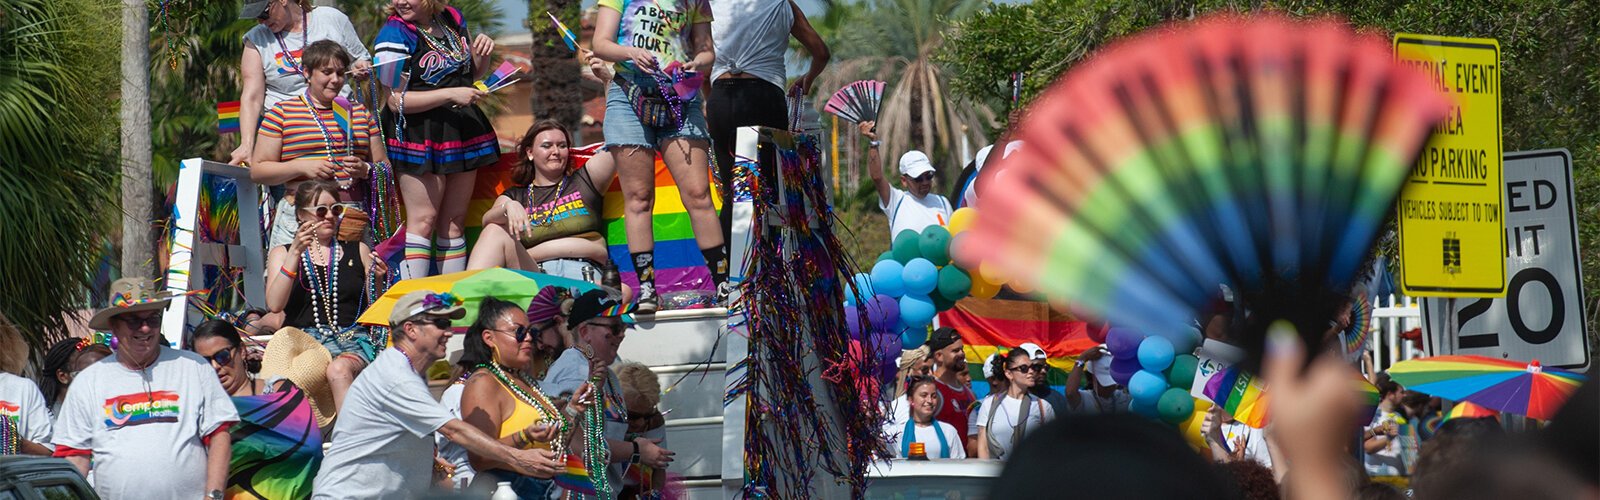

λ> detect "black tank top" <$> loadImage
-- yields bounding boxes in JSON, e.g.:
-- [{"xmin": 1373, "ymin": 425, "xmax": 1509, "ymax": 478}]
[{"xmin": 282, "ymin": 240, "xmax": 367, "ymax": 329}]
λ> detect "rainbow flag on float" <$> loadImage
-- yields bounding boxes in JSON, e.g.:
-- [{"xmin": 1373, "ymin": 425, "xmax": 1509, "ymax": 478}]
[
  {"xmin": 1191, "ymin": 340, "xmax": 1269, "ymax": 428},
  {"xmin": 941, "ymin": 297, "xmax": 1101, "ymax": 399},
  {"xmin": 217, "ymin": 101, "xmax": 240, "ymax": 134},
  {"xmin": 552, "ymin": 454, "xmax": 597, "ymax": 495},
  {"xmin": 461, "ymin": 148, "xmax": 719, "ymax": 296}
]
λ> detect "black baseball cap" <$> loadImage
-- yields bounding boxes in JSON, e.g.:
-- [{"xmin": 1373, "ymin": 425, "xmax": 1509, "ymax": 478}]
[{"xmin": 566, "ymin": 289, "xmax": 637, "ymax": 330}]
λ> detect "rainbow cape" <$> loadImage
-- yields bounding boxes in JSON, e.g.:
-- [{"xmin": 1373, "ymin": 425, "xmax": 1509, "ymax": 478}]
[
  {"xmin": 226, "ymin": 384, "xmax": 322, "ymax": 500},
  {"xmin": 944, "ymin": 297, "xmax": 1101, "ymax": 399},
  {"xmin": 462, "ymin": 148, "xmax": 720, "ymax": 297},
  {"xmin": 552, "ymin": 454, "xmax": 597, "ymax": 495}
]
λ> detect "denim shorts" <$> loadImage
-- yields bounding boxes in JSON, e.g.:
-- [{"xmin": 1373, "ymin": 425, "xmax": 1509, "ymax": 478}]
[
  {"xmin": 538, "ymin": 258, "xmax": 602, "ymax": 284},
  {"xmin": 604, "ymin": 72, "xmax": 710, "ymax": 149}
]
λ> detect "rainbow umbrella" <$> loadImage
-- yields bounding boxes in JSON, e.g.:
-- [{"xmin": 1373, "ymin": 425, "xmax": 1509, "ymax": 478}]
[
  {"xmin": 355, "ymin": 268, "xmax": 601, "ymax": 327},
  {"xmin": 1386, "ymin": 355, "xmax": 1587, "ymax": 420},
  {"xmin": 1443, "ymin": 401, "xmax": 1499, "ymax": 422}
]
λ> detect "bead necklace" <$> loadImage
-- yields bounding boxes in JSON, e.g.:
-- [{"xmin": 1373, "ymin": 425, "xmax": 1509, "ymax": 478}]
[
  {"xmin": 408, "ymin": 15, "xmax": 470, "ymax": 66},
  {"xmin": 394, "ymin": 345, "xmax": 423, "ymax": 379},
  {"xmin": 525, "ymin": 175, "xmax": 567, "ymax": 227},
  {"xmin": 301, "ymin": 94, "xmax": 354, "ymax": 162},
  {"xmin": 577, "ymin": 345, "xmax": 613, "ymax": 499},
  {"xmin": 273, "ymin": 8, "xmax": 310, "ymax": 76},
  {"xmin": 300, "ymin": 239, "xmax": 341, "ymax": 329},
  {"xmin": 478, "ymin": 363, "xmax": 569, "ymax": 453}
]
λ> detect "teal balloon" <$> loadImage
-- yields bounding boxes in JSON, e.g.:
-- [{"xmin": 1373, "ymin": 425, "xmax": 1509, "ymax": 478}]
[
  {"xmin": 918, "ymin": 225, "xmax": 952, "ymax": 266},
  {"xmin": 892, "ymin": 230, "xmax": 922, "ymax": 263},
  {"xmin": 901, "ymin": 258, "xmax": 939, "ymax": 296},
  {"xmin": 1157, "ymin": 388, "xmax": 1195, "ymax": 424},
  {"xmin": 877, "ymin": 251, "xmax": 895, "ymax": 263},
  {"xmin": 900, "ymin": 325, "xmax": 928, "ymax": 349},
  {"xmin": 1130, "ymin": 397, "xmax": 1159, "ymax": 418},
  {"xmin": 936, "ymin": 265, "xmax": 972, "ymax": 300},
  {"xmin": 931, "ymin": 293, "xmax": 956, "ymax": 312},
  {"xmin": 1168, "ymin": 354, "xmax": 1198, "ymax": 391}
]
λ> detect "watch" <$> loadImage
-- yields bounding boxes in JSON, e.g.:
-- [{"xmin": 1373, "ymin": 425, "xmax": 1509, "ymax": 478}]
[
  {"xmin": 629, "ymin": 439, "xmax": 642, "ymax": 465},
  {"xmin": 868, "ymin": 140, "xmax": 881, "ymax": 148},
  {"xmin": 207, "ymin": 490, "xmax": 224, "ymax": 500}
]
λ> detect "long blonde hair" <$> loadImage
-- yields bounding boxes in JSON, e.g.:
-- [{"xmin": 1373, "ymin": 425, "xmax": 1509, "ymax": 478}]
[{"xmin": 893, "ymin": 345, "xmax": 931, "ymax": 399}]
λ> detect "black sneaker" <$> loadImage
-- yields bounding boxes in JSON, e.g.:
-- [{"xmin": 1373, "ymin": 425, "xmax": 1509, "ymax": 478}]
[{"xmin": 635, "ymin": 283, "xmax": 659, "ymax": 314}]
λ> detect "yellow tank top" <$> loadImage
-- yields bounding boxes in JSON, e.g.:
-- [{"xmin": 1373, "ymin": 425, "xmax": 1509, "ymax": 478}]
[{"xmin": 494, "ymin": 377, "xmax": 554, "ymax": 450}]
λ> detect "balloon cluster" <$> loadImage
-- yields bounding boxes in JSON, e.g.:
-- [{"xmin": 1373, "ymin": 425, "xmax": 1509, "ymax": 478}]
[
  {"xmin": 1102, "ymin": 325, "xmax": 1204, "ymax": 424},
  {"xmin": 846, "ymin": 208, "xmax": 991, "ymax": 351}
]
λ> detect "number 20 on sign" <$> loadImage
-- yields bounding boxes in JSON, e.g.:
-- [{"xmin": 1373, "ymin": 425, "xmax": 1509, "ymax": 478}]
[{"xmin": 1393, "ymin": 34, "xmax": 1506, "ymax": 297}]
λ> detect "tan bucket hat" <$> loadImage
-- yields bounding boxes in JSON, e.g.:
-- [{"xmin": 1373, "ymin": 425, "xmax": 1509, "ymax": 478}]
[
  {"xmin": 88, "ymin": 278, "xmax": 175, "ymax": 330},
  {"xmin": 260, "ymin": 327, "xmax": 337, "ymax": 428}
]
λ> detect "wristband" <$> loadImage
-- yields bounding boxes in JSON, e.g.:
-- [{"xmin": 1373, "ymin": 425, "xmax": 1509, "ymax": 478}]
[
  {"xmin": 869, "ymin": 140, "xmax": 881, "ymax": 148},
  {"xmin": 279, "ymin": 267, "xmax": 299, "ymax": 280},
  {"xmin": 629, "ymin": 439, "xmax": 641, "ymax": 465}
]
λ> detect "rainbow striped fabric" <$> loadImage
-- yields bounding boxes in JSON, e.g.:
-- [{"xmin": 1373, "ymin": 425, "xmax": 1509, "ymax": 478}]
[
  {"xmin": 552, "ymin": 454, "xmax": 597, "ymax": 495},
  {"xmin": 1199, "ymin": 365, "xmax": 1269, "ymax": 428},
  {"xmin": 218, "ymin": 101, "xmax": 241, "ymax": 135},
  {"xmin": 258, "ymin": 98, "xmax": 374, "ymax": 161},
  {"xmin": 943, "ymin": 297, "xmax": 1101, "ymax": 399},
  {"xmin": 462, "ymin": 147, "xmax": 719, "ymax": 296}
]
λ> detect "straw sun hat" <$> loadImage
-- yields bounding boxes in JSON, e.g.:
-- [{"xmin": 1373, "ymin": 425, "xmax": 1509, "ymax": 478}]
[{"xmin": 259, "ymin": 327, "xmax": 337, "ymax": 428}]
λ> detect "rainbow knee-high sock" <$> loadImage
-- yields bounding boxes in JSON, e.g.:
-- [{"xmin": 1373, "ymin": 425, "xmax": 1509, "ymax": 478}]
[
  {"xmin": 402, "ymin": 233, "xmax": 432, "ymax": 279},
  {"xmin": 436, "ymin": 237, "xmax": 468, "ymax": 274}
]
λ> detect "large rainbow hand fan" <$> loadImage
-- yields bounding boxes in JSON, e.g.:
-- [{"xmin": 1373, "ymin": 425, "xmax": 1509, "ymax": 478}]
[
  {"xmin": 824, "ymin": 80, "xmax": 885, "ymax": 124},
  {"xmin": 962, "ymin": 15, "xmax": 1450, "ymax": 369}
]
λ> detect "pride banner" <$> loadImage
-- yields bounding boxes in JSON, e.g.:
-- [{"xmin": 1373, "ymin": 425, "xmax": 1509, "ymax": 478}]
[
  {"xmin": 942, "ymin": 297, "xmax": 1102, "ymax": 399},
  {"xmin": 463, "ymin": 148, "xmax": 719, "ymax": 296}
]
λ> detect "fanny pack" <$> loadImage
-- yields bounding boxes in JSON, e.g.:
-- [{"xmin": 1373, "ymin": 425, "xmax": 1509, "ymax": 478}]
[{"xmin": 617, "ymin": 75, "xmax": 681, "ymax": 129}]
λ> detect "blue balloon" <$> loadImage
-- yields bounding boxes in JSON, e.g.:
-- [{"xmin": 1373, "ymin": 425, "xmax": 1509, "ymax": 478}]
[
  {"xmin": 1130, "ymin": 396, "xmax": 1159, "ymax": 418},
  {"xmin": 846, "ymin": 273, "xmax": 875, "ymax": 306},
  {"xmin": 901, "ymin": 258, "xmax": 939, "ymax": 296},
  {"xmin": 1106, "ymin": 327, "xmax": 1145, "ymax": 356},
  {"xmin": 899, "ymin": 294, "xmax": 937, "ymax": 327},
  {"xmin": 1128, "ymin": 370, "xmax": 1170, "ymax": 404},
  {"xmin": 1138, "ymin": 336, "xmax": 1176, "ymax": 372},
  {"xmin": 870, "ymin": 260, "xmax": 906, "ymax": 298},
  {"xmin": 900, "ymin": 325, "xmax": 928, "ymax": 349}
]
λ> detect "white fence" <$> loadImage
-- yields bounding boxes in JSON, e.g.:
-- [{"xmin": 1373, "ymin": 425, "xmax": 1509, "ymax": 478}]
[{"xmin": 1368, "ymin": 294, "xmax": 1426, "ymax": 373}]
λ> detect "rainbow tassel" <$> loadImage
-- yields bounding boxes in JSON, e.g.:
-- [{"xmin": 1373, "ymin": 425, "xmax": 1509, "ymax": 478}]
[
  {"xmin": 553, "ymin": 454, "xmax": 597, "ymax": 495},
  {"xmin": 548, "ymin": 12, "xmax": 579, "ymax": 52},
  {"xmin": 217, "ymin": 101, "xmax": 241, "ymax": 134}
]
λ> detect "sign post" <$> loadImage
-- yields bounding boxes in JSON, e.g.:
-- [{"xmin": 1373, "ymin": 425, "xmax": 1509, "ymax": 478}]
[
  {"xmin": 1421, "ymin": 150, "xmax": 1590, "ymax": 370},
  {"xmin": 1393, "ymin": 34, "xmax": 1506, "ymax": 297}
]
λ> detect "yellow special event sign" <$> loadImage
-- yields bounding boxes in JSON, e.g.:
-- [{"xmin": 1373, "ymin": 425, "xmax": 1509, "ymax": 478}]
[{"xmin": 1394, "ymin": 34, "xmax": 1506, "ymax": 297}]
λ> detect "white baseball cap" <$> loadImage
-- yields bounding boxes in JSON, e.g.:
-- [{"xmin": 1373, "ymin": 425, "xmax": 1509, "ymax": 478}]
[
  {"xmin": 1018, "ymin": 342, "xmax": 1048, "ymax": 361},
  {"xmin": 899, "ymin": 150, "xmax": 936, "ymax": 178},
  {"xmin": 982, "ymin": 352, "xmax": 1001, "ymax": 379},
  {"xmin": 1089, "ymin": 350, "xmax": 1117, "ymax": 387}
]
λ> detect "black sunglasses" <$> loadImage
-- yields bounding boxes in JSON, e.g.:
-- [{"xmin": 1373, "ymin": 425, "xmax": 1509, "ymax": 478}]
[
  {"xmin": 1009, "ymin": 364, "xmax": 1046, "ymax": 373},
  {"xmin": 493, "ymin": 322, "xmax": 535, "ymax": 343},
  {"xmin": 412, "ymin": 317, "xmax": 452, "ymax": 330},
  {"xmin": 584, "ymin": 320, "xmax": 627, "ymax": 338},
  {"xmin": 205, "ymin": 346, "xmax": 235, "ymax": 366},
  {"xmin": 905, "ymin": 173, "xmax": 935, "ymax": 182}
]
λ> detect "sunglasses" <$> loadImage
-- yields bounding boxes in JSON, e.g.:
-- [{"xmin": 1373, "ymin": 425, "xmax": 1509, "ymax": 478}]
[
  {"xmin": 412, "ymin": 317, "xmax": 452, "ymax": 330},
  {"xmin": 492, "ymin": 322, "xmax": 535, "ymax": 343},
  {"xmin": 1009, "ymin": 364, "xmax": 1046, "ymax": 373},
  {"xmin": 584, "ymin": 321, "xmax": 627, "ymax": 338},
  {"xmin": 256, "ymin": 6, "xmax": 271, "ymax": 20},
  {"xmin": 301, "ymin": 204, "xmax": 348, "ymax": 218},
  {"xmin": 115, "ymin": 313, "xmax": 162, "ymax": 328},
  {"xmin": 204, "ymin": 346, "xmax": 235, "ymax": 366},
  {"xmin": 905, "ymin": 173, "xmax": 935, "ymax": 182}
]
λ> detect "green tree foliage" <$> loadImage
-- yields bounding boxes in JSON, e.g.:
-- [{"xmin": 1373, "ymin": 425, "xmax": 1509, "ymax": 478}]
[
  {"xmin": 0, "ymin": 0, "xmax": 121, "ymax": 348},
  {"xmin": 941, "ymin": 0, "xmax": 1600, "ymax": 337}
]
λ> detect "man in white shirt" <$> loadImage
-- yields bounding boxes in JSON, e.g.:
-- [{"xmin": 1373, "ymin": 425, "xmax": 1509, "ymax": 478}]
[
  {"xmin": 312, "ymin": 290, "xmax": 563, "ymax": 499},
  {"xmin": 53, "ymin": 278, "xmax": 239, "ymax": 500},
  {"xmin": 1064, "ymin": 346, "xmax": 1132, "ymax": 415},
  {"xmin": 859, "ymin": 121, "xmax": 953, "ymax": 238}
]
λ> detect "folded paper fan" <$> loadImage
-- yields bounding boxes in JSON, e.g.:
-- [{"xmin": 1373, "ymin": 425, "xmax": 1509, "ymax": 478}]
[
  {"xmin": 824, "ymin": 80, "xmax": 886, "ymax": 124},
  {"xmin": 963, "ymin": 15, "xmax": 1450, "ymax": 369}
]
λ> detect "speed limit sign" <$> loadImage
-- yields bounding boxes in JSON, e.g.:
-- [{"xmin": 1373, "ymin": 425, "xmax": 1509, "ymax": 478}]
[{"xmin": 1421, "ymin": 150, "xmax": 1590, "ymax": 370}]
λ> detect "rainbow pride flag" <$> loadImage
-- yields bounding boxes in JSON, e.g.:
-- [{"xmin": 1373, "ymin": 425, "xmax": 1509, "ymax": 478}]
[
  {"xmin": 217, "ymin": 101, "xmax": 240, "ymax": 134},
  {"xmin": 553, "ymin": 454, "xmax": 597, "ymax": 495},
  {"xmin": 1198, "ymin": 365, "xmax": 1269, "ymax": 428},
  {"xmin": 226, "ymin": 385, "xmax": 322, "ymax": 500},
  {"xmin": 462, "ymin": 148, "xmax": 719, "ymax": 296},
  {"xmin": 943, "ymin": 297, "xmax": 1101, "ymax": 399}
]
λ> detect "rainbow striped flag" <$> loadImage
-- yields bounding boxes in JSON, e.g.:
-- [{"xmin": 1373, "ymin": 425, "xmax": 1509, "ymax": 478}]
[
  {"xmin": 943, "ymin": 297, "xmax": 1102, "ymax": 399},
  {"xmin": 217, "ymin": 101, "xmax": 240, "ymax": 134},
  {"xmin": 553, "ymin": 454, "xmax": 597, "ymax": 495},
  {"xmin": 462, "ymin": 148, "xmax": 719, "ymax": 296},
  {"xmin": 1198, "ymin": 365, "xmax": 1269, "ymax": 428}
]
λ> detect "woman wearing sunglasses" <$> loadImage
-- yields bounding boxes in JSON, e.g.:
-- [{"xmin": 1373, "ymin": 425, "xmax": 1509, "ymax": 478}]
[
  {"xmin": 974, "ymin": 348, "xmax": 1056, "ymax": 460},
  {"xmin": 266, "ymin": 180, "xmax": 388, "ymax": 412},
  {"xmin": 455, "ymin": 296, "xmax": 592, "ymax": 497},
  {"xmin": 189, "ymin": 320, "xmax": 266, "ymax": 397},
  {"xmin": 231, "ymin": 0, "xmax": 369, "ymax": 166}
]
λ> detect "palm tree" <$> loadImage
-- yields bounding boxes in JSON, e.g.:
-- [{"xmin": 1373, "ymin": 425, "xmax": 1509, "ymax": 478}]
[
  {"xmin": 528, "ymin": 1, "xmax": 585, "ymax": 140},
  {"xmin": 0, "ymin": 0, "xmax": 122, "ymax": 351},
  {"xmin": 122, "ymin": 0, "xmax": 156, "ymax": 280},
  {"xmin": 812, "ymin": 0, "xmax": 994, "ymax": 186}
]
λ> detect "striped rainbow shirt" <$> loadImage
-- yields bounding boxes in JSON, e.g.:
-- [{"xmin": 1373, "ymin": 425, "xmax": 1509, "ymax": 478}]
[{"xmin": 260, "ymin": 97, "xmax": 378, "ymax": 162}]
